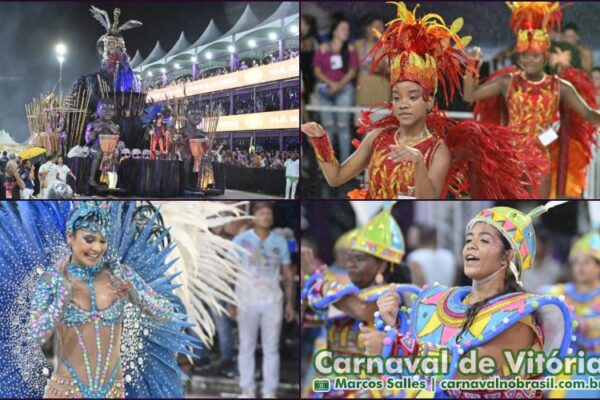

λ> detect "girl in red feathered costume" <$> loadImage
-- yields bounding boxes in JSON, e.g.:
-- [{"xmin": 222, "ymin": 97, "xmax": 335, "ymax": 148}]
[
  {"xmin": 464, "ymin": 2, "xmax": 600, "ymax": 199},
  {"xmin": 302, "ymin": 2, "xmax": 544, "ymax": 199}
]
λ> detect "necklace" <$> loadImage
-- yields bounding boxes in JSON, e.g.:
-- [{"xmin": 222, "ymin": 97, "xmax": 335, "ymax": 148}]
[
  {"xmin": 65, "ymin": 261, "xmax": 115, "ymax": 394},
  {"xmin": 521, "ymin": 70, "xmax": 547, "ymax": 84},
  {"xmin": 396, "ymin": 127, "xmax": 429, "ymax": 147},
  {"xmin": 67, "ymin": 263, "xmax": 102, "ymax": 282}
]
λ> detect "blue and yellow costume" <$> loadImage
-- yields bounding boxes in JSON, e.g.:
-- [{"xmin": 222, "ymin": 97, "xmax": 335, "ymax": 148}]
[
  {"xmin": 380, "ymin": 204, "xmax": 574, "ymax": 398},
  {"xmin": 301, "ymin": 205, "xmax": 419, "ymax": 398},
  {"xmin": 0, "ymin": 201, "xmax": 201, "ymax": 398},
  {"xmin": 542, "ymin": 231, "xmax": 600, "ymax": 398}
]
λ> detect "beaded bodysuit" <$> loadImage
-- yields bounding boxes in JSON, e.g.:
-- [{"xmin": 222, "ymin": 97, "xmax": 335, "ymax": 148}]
[{"xmin": 29, "ymin": 262, "xmax": 174, "ymax": 398}]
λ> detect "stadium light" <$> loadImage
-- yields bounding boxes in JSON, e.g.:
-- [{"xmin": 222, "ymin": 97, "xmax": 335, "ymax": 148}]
[
  {"xmin": 205, "ymin": 52, "xmax": 213, "ymax": 60},
  {"xmin": 290, "ymin": 25, "xmax": 299, "ymax": 34},
  {"xmin": 248, "ymin": 39, "xmax": 257, "ymax": 48},
  {"xmin": 55, "ymin": 43, "xmax": 67, "ymax": 56},
  {"xmin": 191, "ymin": 56, "xmax": 197, "ymax": 63},
  {"xmin": 269, "ymin": 32, "xmax": 278, "ymax": 41},
  {"xmin": 227, "ymin": 45, "xmax": 236, "ymax": 53},
  {"xmin": 147, "ymin": 71, "xmax": 153, "ymax": 77},
  {"xmin": 160, "ymin": 68, "xmax": 167, "ymax": 74},
  {"xmin": 174, "ymin": 63, "xmax": 180, "ymax": 69},
  {"xmin": 55, "ymin": 43, "xmax": 67, "ymax": 99}
]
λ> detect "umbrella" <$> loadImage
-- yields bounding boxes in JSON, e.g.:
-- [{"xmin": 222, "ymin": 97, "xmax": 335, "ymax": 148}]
[{"xmin": 18, "ymin": 147, "xmax": 46, "ymax": 160}]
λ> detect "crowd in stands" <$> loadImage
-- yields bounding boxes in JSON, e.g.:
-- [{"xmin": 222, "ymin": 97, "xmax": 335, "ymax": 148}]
[
  {"xmin": 146, "ymin": 47, "xmax": 299, "ymax": 90},
  {"xmin": 211, "ymin": 148, "xmax": 299, "ymax": 170}
]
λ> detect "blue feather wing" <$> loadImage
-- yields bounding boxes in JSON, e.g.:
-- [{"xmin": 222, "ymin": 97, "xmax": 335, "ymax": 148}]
[
  {"xmin": 108, "ymin": 202, "xmax": 201, "ymax": 398},
  {"xmin": 141, "ymin": 103, "xmax": 165, "ymax": 127},
  {"xmin": 0, "ymin": 201, "xmax": 72, "ymax": 397}
]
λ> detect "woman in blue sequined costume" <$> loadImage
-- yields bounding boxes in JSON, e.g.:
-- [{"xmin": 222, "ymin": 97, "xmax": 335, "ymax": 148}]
[{"xmin": 0, "ymin": 201, "xmax": 203, "ymax": 398}]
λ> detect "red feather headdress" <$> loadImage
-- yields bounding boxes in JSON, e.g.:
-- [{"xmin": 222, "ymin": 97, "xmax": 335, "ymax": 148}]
[
  {"xmin": 368, "ymin": 2, "xmax": 475, "ymax": 103},
  {"xmin": 507, "ymin": 2, "xmax": 565, "ymax": 54}
]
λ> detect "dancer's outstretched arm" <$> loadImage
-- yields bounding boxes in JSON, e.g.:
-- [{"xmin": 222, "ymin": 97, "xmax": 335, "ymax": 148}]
[
  {"xmin": 560, "ymin": 79, "xmax": 600, "ymax": 125},
  {"xmin": 462, "ymin": 48, "xmax": 510, "ymax": 103},
  {"xmin": 301, "ymin": 122, "xmax": 380, "ymax": 187}
]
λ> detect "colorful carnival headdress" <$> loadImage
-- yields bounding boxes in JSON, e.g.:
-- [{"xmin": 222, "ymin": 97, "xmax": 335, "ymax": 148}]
[
  {"xmin": 368, "ymin": 2, "xmax": 474, "ymax": 102},
  {"xmin": 90, "ymin": 6, "xmax": 142, "ymax": 63},
  {"xmin": 467, "ymin": 201, "xmax": 566, "ymax": 284},
  {"xmin": 67, "ymin": 201, "xmax": 111, "ymax": 238},
  {"xmin": 350, "ymin": 203, "xmax": 405, "ymax": 264},
  {"xmin": 570, "ymin": 231, "xmax": 600, "ymax": 261},
  {"xmin": 334, "ymin": 228, "xmax": 359, "ymax": 251},
  {"xmin": 507, "ymin": 2, "xmax": 563, "ymax": 54}
]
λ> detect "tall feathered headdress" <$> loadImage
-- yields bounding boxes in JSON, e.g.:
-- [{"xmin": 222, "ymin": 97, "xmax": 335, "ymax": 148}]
[
  {"xmin": 368, "ymin": 2, "xmax": 475, "ymax": 103},
  {"xmin": 506, "ymin": 2, "xmax": 564, "ymax": 53},
  {"xmin": 90, "ymin": 6, "xmax": 143, "ymax": 36}
]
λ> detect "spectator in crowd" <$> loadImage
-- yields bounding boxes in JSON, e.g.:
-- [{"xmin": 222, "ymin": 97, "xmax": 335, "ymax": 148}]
[
  {"xmin": 271, "ymin": 155, "xmax": 283, "ymax": 169},
  {"xmin": 0, "ymin": 151, "xmax": 8, "ymax": 175},
  {"xmin": 0, "ymin": 159, "xmax": 25, "ymax": 199},
  {"xmin": 19, "ymin": 159, "xmax": 35, "ymax": 199},
  {"xmin": 406, "ymin": 225, "xmax": 456, "ymax": 287},
  {"xmin": 354, "ymin": 15, "xmax": 390, "ymax": 107},
  {"xmin": 38, "ymin": 153, "xmax": 57, "ymax": 199},
  {"xmin": 232, "ymin": 202, "xmax": 295, "ymax": 398},
  {"xmin": 284, "ymin": 152, "xmax": 299, "ymax": 199},
  {"xmin": 52, "ymin": 156, "xmax": 77, "ymax": 189},
  {"xmin": 301, "ymin": 13, "xmax": 319, "ymax": 106},
  {"xmin": 285, "ymin": 87, "xmax": 300, "ymax": 109},
  {"xmin": 312, "ymin": 12, "xmax": 359, "ymax": 162},
  {"xmin": 546, "ymin": 28, "xmax": 583, "ymax": 74},
  {"xmin": 562, "ymin": 22, "xmax": 594, "ymax": 74}
]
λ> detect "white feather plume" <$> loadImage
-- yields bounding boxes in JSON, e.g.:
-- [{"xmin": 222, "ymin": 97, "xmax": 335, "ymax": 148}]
[
  {"xmin": 152, "ymin": 201, "xmax": 253, "ymax": 346},
  {"xmin": 90, "ymin": 6, "xmax": 111, "ymax": 32},
  {"xmin": 118, "ymin": 20, "xmax": 143, "ymax": 33}
]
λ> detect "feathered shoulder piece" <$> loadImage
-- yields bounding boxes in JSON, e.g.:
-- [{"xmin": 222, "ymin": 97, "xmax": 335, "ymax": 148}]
[{"xmin": 368, "ymin": 2, "xmax": 475, "ymax": 103}]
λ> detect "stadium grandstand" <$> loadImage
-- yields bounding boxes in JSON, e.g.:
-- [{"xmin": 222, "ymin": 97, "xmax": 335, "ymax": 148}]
[{"xmin": 131, "ymin": 1, "xmax": 299, "ymax": 153}]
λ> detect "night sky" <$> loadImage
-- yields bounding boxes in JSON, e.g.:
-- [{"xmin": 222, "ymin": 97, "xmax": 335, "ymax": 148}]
[{"xmin": 0, "ymin": 1, "xmax": 287, "ymax": 142}]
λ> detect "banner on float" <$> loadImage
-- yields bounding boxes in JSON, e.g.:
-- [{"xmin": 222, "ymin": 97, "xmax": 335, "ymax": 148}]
[
  {"xmin": 147, "ymin": 58, "xmax": 299, "ymax": 101},
  {"xmin": 215, "ymin": 109, "xmax": 299, "ymax": 132}
]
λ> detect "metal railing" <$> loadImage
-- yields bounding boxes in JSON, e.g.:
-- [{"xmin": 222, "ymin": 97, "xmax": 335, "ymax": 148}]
[{"xmin": 304, "ymin": 104, "xmax": 473, "ymax": 120}]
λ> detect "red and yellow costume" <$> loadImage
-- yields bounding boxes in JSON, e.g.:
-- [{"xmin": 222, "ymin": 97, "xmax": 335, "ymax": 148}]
[
  {"xmin": 150, "ymin": 124, "xmax": 172, "ymax": 159},
  {"xmin": 474, "ymin": 2, "xmax": 598, "ymax": 198},
  {"xmin": 308, "ymin": 2, "xmax": 542, "ymax": 199},
  {"xmin": 367, "ymin": 129, "xmax": 440, "ymax": 199}
]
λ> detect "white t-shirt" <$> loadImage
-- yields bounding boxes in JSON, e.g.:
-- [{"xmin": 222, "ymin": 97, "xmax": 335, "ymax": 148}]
[
  {"xmin": 407, "ymin": 248, "xmax": 456, "ymax": 287},
  {"xmin": 53, "ymin": 164, "xmax": 72, "ymax": 184},
  {"xmin": 39, "ymin": 161, "xmax": 56, "ymax": 187},
  {"xmin": 233, "ymin": 229, "xmax": 291, "ymax": 305},
  {"xmin": 284, "ymin": 159, "xmax": 299, "ymax": 178}
]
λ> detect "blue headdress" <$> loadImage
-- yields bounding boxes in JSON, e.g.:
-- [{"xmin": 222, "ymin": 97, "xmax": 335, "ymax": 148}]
[{"xmin": 66, "ymin": 201, "xmax": 111, "ymax": 238}]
